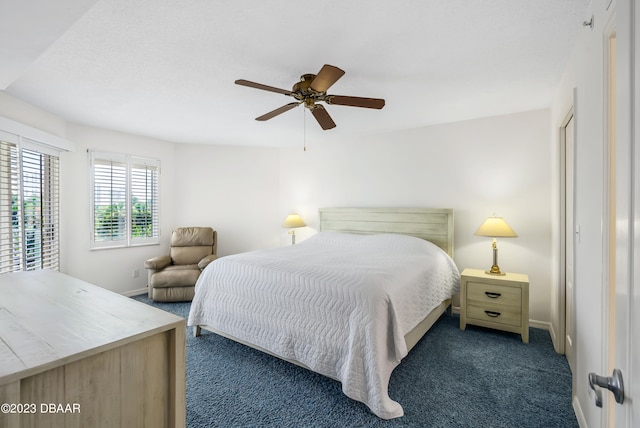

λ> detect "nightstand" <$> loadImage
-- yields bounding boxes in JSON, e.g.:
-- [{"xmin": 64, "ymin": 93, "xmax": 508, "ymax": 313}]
[{"xmin": 459, "ymin": 268, "xmax": 529, "ymax": 343}]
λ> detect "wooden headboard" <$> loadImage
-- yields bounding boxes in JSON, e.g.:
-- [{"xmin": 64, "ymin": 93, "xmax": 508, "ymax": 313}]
[{"xmin": 318, "ymin": 207, "xmax": 454, "ymax": 258}]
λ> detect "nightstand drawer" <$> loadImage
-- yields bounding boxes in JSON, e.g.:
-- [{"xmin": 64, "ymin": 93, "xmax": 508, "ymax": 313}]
[
  {"xmin": 467, "ymin": 281, "xmax": 521, "ymax": 306},
  {"xmin": 467, "ymin": 303, "xmax": 522, "ymax": 327}
]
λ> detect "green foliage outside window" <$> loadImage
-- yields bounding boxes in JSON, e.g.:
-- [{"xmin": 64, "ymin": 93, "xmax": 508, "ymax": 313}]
[
  {"xmin": 131, "ymin": 197, "xmax": 155, "ymax": 238},
  {"xmin": 94, "ymin": 197, "xmax": 154, "ymax": 240}
]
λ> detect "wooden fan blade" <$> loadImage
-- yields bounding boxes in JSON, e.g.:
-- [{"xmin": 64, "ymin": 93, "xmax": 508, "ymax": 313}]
[
  {"xmin": 310, "ymin": 65, "xmax": 345, "ymax": 93},
  {"xmin": 255, "ymin": 102, "xmax": 300, "ymax": 121},
  {"xmin": 235, "ymin": 79, "xmax": 295, "ymax": 96},
  {"xmin": 311, "ymin": 105, "xmax": 336, "ymax": 130},
  {"xmin": 327, "ymin": 95, "xmax": 385, "ymax": 109}
]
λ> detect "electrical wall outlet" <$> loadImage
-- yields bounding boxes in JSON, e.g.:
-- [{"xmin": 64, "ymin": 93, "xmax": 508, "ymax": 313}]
[{"xmin": 132, "ymin": 269, "xmax": 139, "ymax": 278}]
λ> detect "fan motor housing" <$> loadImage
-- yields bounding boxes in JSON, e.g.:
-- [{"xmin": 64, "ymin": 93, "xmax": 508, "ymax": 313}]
[{"xmin": 293, "ymin": 74, "xmax": 319, "ymax": 95}]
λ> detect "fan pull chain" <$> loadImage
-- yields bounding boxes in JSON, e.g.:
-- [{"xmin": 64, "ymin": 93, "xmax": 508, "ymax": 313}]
[{"xmin": 303, "ymin": 107, "xmax": 307, "ymax": 151}]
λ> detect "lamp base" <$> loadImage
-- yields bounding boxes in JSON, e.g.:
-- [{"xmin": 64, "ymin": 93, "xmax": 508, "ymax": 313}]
[{"xmin": 485, "ymin": 265, "xmax": 506, "ymax": 276}]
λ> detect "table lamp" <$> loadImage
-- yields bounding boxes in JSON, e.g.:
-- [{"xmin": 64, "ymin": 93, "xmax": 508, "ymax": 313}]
[
  {"xmin": 475, "ymin": 215, "xmax": 517, "ymax": 275},
  {"xmin": 282, "ymin": 213, "xmax": 306, "ymax": 244}
]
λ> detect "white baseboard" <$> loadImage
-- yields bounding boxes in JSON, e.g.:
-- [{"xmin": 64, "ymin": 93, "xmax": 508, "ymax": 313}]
[
  {"xmin": 530, "ymin": 319, "xmax": 551, "ymax": 331},
  {"xmin": 573, "ymin": 395, "xmax": 587, "ymax": 428},
  {"xmin": 121, "ymin": 287, "xmax": 148, "ymax": 297}
]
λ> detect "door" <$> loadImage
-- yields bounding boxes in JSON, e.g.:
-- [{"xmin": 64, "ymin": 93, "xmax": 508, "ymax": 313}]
[
  {"xmin": 613, "ymin": 0, "xmax": 638, "ymax": 426},
  {"xmin": 563, "ymin": 112, "xmax": 576, "ymax": 374}
]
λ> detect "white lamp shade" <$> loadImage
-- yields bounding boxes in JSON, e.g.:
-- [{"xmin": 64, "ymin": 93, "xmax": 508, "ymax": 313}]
[
  {"xmin": 475, "ymin": 216, "xmax": 517, "ymax": 237},
  {"xmin": 282, "ymin": 213, "xmax": 306, "ymax": 228}
]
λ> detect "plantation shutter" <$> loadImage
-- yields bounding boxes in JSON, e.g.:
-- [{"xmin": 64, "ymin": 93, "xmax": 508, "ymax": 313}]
[
  {"xmin": 0, "ymin": 140, "xmax": 19, "ymax": 272},
  {"xmin": 21, "ymin": 147, "xmax": 60, "ymax": 270},
  {"xmin": 0, "ymin": 139, "xmax": 60, "ymax": 273},
  {"xmin": 130, "ymin": 157, "xmax": 159, "ymax": 243},
  {"xmin": 92, "ymin": 157, "xmax": 127, "ymax": 246}
]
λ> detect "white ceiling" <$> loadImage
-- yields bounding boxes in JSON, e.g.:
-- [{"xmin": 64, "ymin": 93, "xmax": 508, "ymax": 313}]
[{"xmin": 1, "ymin": 0, "xmax": 590, "ymax": 148}]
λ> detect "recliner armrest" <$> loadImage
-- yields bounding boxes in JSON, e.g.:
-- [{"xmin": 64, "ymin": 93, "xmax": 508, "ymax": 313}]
[
  {"xmin": 145, "ymin": 255, "xmax": 171, "ymax": 271},
  {"xmin": 198, "ymin": 254, "xmax": 218, "ymax": 270}
]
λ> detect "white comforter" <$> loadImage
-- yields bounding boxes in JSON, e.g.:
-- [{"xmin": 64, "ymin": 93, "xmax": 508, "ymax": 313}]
[{"xmin": 187, "ymin": 232, "xmax": 460, "ymax": 419}]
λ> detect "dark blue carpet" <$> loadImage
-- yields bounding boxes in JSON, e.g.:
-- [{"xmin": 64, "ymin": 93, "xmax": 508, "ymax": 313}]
[{"xmin": 132, "ymin": 295, "xmax": 578, "ymax": 428}]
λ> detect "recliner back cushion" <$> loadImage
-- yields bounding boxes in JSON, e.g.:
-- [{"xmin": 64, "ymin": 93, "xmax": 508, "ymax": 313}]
[
  {"xmin": 169, "ymin": 227, "xmax": 215, "ymax": 265},
  {"xmin": 171, "ymin": 227, "xmax": 214, "ymax": 247}
]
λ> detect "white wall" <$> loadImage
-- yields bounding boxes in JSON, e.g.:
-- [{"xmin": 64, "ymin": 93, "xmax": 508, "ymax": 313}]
[
  {"xmin": 279, "ymin": 109, "xmax": 553, "ymax": 325},
  {"xmin": 171, "ymin": 143, "xmax": 281, "ymax": 255},
  {"xmin": 0, "ymin": 92, "xmax": 66, "ymax": 137}
]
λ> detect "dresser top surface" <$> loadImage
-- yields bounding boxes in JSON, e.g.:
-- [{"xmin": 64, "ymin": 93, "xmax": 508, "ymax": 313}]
[{"xmin": 0, "ymin": 270, "xmax": 184, "ymax": 383}]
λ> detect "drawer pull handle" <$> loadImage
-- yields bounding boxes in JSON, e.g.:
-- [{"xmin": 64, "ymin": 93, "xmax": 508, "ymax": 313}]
[
  {"xmin": 485, "ymin": 310, "xmax": 501, "ymax": 318},
  {"xmin": 485, "ymin": 292, "xmax": 502, "ymax": 299}
]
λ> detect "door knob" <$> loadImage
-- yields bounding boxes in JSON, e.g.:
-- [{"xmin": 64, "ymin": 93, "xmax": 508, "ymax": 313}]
[{"xmin": 588, "ymin": 368, "xmax": 624, "ymax": 407}]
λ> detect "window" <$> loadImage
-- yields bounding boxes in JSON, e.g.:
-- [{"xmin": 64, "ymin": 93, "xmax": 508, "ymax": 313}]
[
  {"xmin": 0, "ymin": 140, "xmax": 60, "ymax": 273},
  {"xmin": 90, "ymin": 151, "xmax": 159, "ymax": 248}
]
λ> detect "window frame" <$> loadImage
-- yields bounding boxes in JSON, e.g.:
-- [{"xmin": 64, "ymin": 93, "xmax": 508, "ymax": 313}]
[{"xmin": 89, "ymin": 151, "xmax": 160, "ymax": 249}]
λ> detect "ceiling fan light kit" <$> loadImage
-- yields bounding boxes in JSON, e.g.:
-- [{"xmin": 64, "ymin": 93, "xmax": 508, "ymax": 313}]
[{"xmin": 235, "ymin": 64, "xmax": 385, "ymax": 130}]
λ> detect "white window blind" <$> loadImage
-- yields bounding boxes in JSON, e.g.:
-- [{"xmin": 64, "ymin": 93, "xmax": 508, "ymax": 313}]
[
  {"xmin": 90, "ymin": 152, "xmax": 159, "ymax": 248},
  {"xmin": 0, "ymin": 140, "xmax": 60, "ymax": 273}
]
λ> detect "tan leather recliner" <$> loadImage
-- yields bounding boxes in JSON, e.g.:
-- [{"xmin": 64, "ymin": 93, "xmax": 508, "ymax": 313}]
[{"xmin": 144, "ymin": 227, "xmax": 217, "ymax": 302}]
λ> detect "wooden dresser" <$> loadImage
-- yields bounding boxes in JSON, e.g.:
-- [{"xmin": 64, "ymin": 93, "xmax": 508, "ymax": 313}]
[
  {"xmin": 0, "ymin": 270, "xmax": 186, "ymax": 428},
  {"xmin": 459, "ymin": 268, "xmax": 530, "ymax": 343}
]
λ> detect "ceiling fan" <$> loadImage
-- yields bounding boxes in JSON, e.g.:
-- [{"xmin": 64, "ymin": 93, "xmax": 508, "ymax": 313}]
[{"xmin": 235, "ymin": 64, "xmax": 385, "ymax": 130}]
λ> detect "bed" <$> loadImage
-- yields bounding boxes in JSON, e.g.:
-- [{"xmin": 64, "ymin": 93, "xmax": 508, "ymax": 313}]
[{"xmin": 187, "ymin": 207, "xmax": 460, "ymax": 419}]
